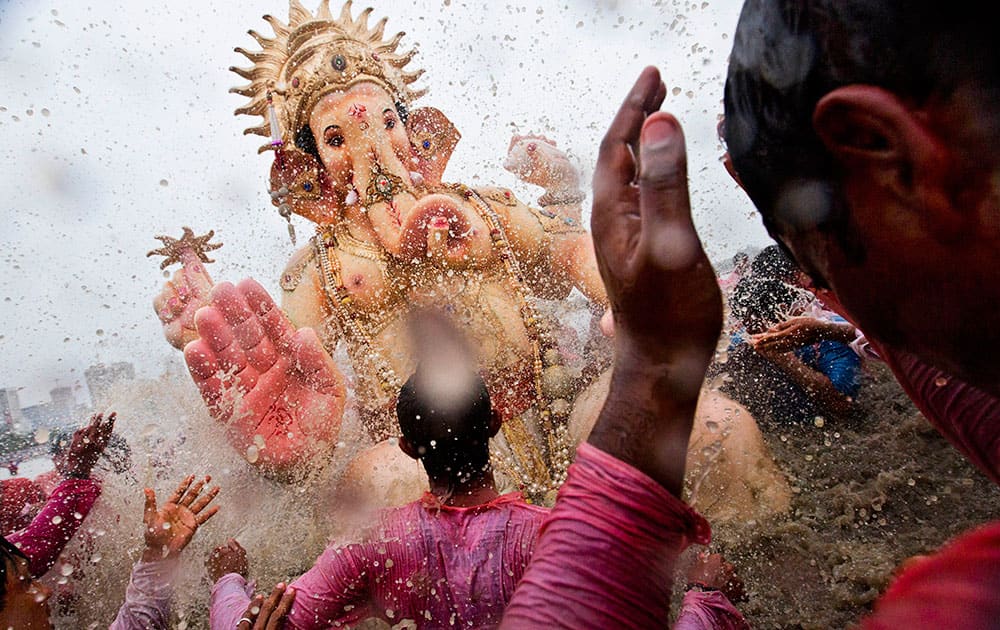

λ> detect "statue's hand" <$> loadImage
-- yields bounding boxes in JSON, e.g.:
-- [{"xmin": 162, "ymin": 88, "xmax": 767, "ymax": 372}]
[
  {"xmin": 504, "ymin": 134, "xmax": 581, "ymax": 192},
  {"xmin": 153, "ymin": 249, "xmax": 214, "ymax": 350},
  {"xmin": 183, "ymin": 279, "xmax": 347, "ymax": 473}
]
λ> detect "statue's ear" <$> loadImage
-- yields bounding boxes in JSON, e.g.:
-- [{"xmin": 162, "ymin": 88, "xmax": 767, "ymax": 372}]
[
  {"xmin": 407, "ymin": 107, "xmax": 461, "ymax": 186},
  {"xmin": 269, "ymin": 147, "xmax": 341, "ymax": 225}
]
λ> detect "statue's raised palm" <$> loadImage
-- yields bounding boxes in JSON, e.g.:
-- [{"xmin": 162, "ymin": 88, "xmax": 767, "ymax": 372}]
[{"xmin": 183, "ymin": 278, "xmax": 346, "ymax": 473}]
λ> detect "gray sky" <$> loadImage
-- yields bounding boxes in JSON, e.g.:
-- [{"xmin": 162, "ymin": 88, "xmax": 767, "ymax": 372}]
[{"xmin": 0, "ymin": 0, "xmax": 768, "ymax": 406}]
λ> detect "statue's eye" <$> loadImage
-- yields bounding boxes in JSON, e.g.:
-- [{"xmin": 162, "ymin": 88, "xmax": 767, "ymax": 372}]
[
  {"xmin": 324, "ymin": 127, "xmax": 344, "ymax": 147},
  {"xmin": 384, "ymin": 117, "xmax": 396, "ymax": 130}
]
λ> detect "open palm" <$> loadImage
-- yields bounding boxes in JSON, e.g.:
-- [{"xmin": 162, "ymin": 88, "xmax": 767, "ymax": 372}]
[
  {"xmin": 143, "ymin": 475, "xmax": 219, "ymax": 558},
  {"xmin": 184, "ymin": 278, "xmax": 347, "ymax": 473}
]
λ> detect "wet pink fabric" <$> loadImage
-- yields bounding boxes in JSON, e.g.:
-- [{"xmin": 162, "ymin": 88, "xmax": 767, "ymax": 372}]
[
  {"xmin": 861, "ymin": 519, "xmax": 1000, "ymax": 629},
  {"xmin": 6, "ymin": 476, "xmax": 101, "ymax": 577},
  {"xmin": 675, "ymin": 590, "xmax": 751, "ymax": 630},
  {"xmin": 501, "ymin": 442, "xmax": 711, "ymax": 629},
  {"xmin": 210, "ymin": 492, "xmax": 547, "ymax": 629}
]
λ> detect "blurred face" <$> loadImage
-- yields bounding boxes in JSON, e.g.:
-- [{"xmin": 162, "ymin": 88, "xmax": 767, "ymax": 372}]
[
  {"xmin": 308, "ymin": 82, "xmax": 413, "ymax": 191},
  {"xmin": 0, "ymin": 556, "xmax": 53, "ymax": 630}
]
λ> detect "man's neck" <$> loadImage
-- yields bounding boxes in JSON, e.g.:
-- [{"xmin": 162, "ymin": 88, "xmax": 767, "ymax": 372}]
[{"xmin": 428, "ymin": 470, "xmax": 500, "ymax": 507}]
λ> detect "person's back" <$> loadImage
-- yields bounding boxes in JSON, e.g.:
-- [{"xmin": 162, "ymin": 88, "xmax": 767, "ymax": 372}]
[{"xmin": 288, "ymin": 492, "xmax": 546, "ymax": 628}]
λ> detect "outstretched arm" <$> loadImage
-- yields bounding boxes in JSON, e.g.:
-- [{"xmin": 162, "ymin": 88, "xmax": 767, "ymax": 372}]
[
  {"xmin": 110, "ymin": 474, "xmax": 220, "ymax": 630},
  {"xmin": 502, "ymin": 67, "xmax": 722, "ymax": 629},
  {"xmin": 8, "ymin": 413, "xmax": 115, "ymax": 577}
]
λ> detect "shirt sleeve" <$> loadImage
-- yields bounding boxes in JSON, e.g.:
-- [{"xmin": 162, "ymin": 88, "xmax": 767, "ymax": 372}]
[
  {"xmin": 209, "ymin": 573, "xmax": 256, "ymax": 630},
  {"xmin": 501, "ymin": 442, "xmax": 711, "ymax": 629},
  {"xmin": 284, "ymin": 543, "xmax": 374, "ymax": 629},
  {"xmin": 674, "ymin": 590, "xmax": 750, "ymax": 630},
  {"xmin": 860, "ymin": 519, "xmax": 1000, "ymax": 630},
  {"xmin": 108, "ymin": 558, "xmax": 178, "ymax": 630},
  {"xmin": 6, "ymin": 476, "xmax": 101, "ymax": 577}
]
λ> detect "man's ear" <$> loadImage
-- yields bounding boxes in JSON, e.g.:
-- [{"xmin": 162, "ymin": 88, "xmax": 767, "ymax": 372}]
[
  {"xmin": 812, "ymin": 86, "xmax": 953, "ymax": 222},
  {"xmin": 488, "ymin": 408, "xmax": 503, "ymax": 439},
  {"xmin": 398, "ymin": 436, "xmax": 419, "ymax": 460}
]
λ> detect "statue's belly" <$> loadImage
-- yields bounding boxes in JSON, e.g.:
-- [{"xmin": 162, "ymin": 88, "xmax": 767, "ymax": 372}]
[{"xmin": 361, "ymin": 276, "xmax": 538, "ymax": 417}]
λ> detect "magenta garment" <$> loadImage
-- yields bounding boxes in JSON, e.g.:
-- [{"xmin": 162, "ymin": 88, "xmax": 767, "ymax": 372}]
[
  {"xmin": 675, "ymin": 591, "xmax": 750, "ymax": 630},
  {"xmin": 211, "ymin": 492, "xmax": 548, "ymax": 629},
  {"xmin": 108, "ymin": 558, "xmax": 179, "ymax": 630},
  {"xmin": 860, "ymin": 519, "xmax": 1000, "ymax": 629},
  {"xmin": 501, "ymin": 443, "xmax": 711, "ymax": 629},
  {"xmin": 6, "ymin": 476, "xmax": 101, "ymax": 577},
  {"xmin": 876, "ymin": 345, "xmax": 1000, "ymax": 484}
]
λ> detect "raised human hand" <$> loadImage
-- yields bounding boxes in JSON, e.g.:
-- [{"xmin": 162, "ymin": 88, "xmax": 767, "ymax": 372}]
[
  {"xmin": 153, "ymin": 250, "xmax": 215, "ymax": 350},
  {"xmin": 142, "ymin": 474, "xmax": 220, "ymax": 561},
  {"xmin": 504, "ymin": 133, "xmax": 581, "ymax": 192},
  {"xmin": 207, "ymin": 538, "xmax": 248, "ymax": 583},
  {"xmin": 55, "ymin": 413, "xmax": 116, "ymax": 479},
  {"xmin": 183, "ymin": 279, "xmax": 347, "ymax": 473},
  {"xmin": 586, "ymin": 67, "xmax": 722, "ymax": 497},
  {"xmin": 590, "ymin": 67, "xmax": 722, "ymax": 375},
  {"xmin": 237, "ymin": 583, "xmax": 296, "ymax": 630}
]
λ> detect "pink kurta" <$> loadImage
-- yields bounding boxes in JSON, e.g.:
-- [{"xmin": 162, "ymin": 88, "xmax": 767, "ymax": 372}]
[
  {"xmin": 6, "ymin": 476, "xmax": 101, "ymax": 577},
  {"xmin": 211, "ymin": 492, "xmax": 547, "ymax": 629}
]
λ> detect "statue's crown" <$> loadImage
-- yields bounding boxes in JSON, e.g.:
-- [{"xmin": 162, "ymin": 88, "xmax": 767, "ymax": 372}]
[{"xmin": 230, "ymin": 0, "xmax": 426, "ymax": 152}]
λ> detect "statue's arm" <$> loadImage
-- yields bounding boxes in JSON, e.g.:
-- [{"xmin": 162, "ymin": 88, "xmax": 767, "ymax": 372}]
[
  {"xmin": 485, "ymin": 190, "xmax": 607, "ymax": 306},
  {"xmin": 279, "ymin": 244, "xmax": 340, "ymax": 351}
]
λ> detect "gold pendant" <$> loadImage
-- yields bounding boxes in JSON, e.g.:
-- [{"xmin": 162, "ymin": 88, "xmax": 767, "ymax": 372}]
[{"xmin": 365, "ymin": 161, "xmax": 407, "ymax": 207}]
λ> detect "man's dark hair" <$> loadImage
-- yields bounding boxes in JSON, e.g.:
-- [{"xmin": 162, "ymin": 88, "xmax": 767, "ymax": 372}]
[
  {"xmin": 731, "ymin": 276, "xmax": 802, "ymax": 335},
  {"xmin": 396, "ymin": 370, "xmax": 494, "ymax": 481},
  {"xmin": 750, "ymin": 245, "xmax": 798, "ymax": 283},
  {"xmin": 0, "ymin": 537, "xmax": 28, "ymax": 604},
  {"xmin": 723, "ymin": 1, "xmax": 1000, "ymax": 263}
]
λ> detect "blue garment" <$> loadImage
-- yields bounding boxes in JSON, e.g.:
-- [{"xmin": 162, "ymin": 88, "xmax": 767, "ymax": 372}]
[{"xmin": 795, "ymin": 340, "xmax": 862, "ymax": 398}]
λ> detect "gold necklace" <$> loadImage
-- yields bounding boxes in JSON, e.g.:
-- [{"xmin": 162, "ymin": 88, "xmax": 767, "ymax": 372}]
[{"xmin": 314, "ymin": 186, "xmax": 572, "ymax": 497}]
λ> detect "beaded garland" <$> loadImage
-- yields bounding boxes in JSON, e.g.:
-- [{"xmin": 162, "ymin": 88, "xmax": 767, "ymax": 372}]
[{"xmin": 312, "ymin": 184, "xmax": 572, "ymax": 496}]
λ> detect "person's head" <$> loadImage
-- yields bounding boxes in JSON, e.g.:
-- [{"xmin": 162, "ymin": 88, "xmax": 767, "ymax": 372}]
[
  {"xmin": 732, "ymin": 251, "xmax": 750, "ymax": 274},
  {"xmin": 396, "ymin": 370, "xmax": 502, "ymax": 484},
  {"xmin": 730, "ymin": 277, "xmax": 804, "ymax": 335},
  {"xmin": 723, "ymin": 1, "xmax": 1000, "ymax": 390},
  {"xmin": 0, "ymin": 537, "xmax": 52, "ymax": 629},
  {"xmin": 749, "ymin": 245, "xmax": 799, "ymax": 284}
]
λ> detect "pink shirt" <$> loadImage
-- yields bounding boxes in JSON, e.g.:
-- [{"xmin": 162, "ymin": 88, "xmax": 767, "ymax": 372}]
[
  {"xmin": 211, "ymin": 492, "xmax": 548, "ymax": 629},
  {"xmin": 675, "ymin": 590, "xmax": 750, "ymax": 630},
  {"xmin": 501, "ymin": 443, "xmax": 712, "ymax": 629},
  {"xmin": 6, "ymin": 476, "xmax": 101, "ymax": 577}
]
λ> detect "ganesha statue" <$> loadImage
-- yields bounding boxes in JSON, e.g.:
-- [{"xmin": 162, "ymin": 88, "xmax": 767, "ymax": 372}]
[
  {"xmin": 153, "ymin": 0, "xmax": 606, "ymax": 501},
  {"xmin": 152, "ymin": 0, "xmax": 790, "ymax": 518}
]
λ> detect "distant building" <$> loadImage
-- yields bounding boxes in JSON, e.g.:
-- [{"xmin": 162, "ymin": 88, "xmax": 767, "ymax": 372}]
[
  {"xmin": 0, "ymin": 389, "xmax": 24, "ymax": 432},
  {"xmin": 85, "ymin": 362, "xmax": 136, "ymax": 406},
  {"xmin": 49, "ymin": 387, "xmax": 75, "ymax": 424}
]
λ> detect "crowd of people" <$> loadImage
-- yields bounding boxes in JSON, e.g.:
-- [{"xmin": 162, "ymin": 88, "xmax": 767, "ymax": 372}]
[{"xmin": 3, "ymin": 0, "xmax": 999, "ymax": 627}]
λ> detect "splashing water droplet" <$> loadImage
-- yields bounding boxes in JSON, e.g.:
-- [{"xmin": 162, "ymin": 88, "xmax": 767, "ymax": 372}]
[
  {"xmin": 934, "ymin": 376, "xmax": 948, "ymax": 387},
  {"xmin": 59, "ymin": 563, "xmax": 74, "ymax": 577},
  {"xmin": 51, "ymin": 515, "xmax": 62, "ymax": 525},
  {"xmin": 159, "ymin": 179, "xmax": 169, "ymax": 187},
  {"xmin": 246, "ymin": 445, "xmax": 260, "ymax": 464},
  {"xmin": 813, "ymin": 416, "xmax": 825, "ymax": 428},
  {"xmin": 34, "ymin": 428, "xmax": 50, "ymax": 444}
]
